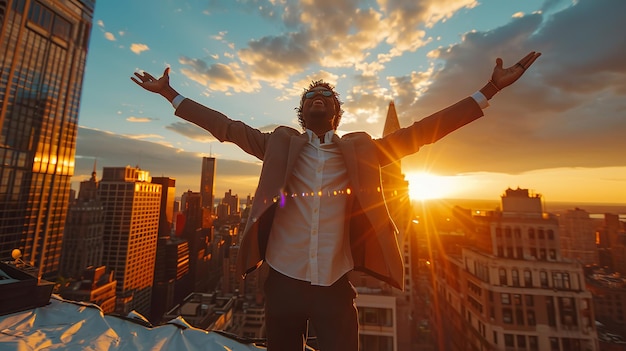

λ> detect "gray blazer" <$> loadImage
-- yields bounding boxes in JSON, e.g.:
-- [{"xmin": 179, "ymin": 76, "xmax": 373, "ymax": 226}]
[{"xmin": 175, "ymin": 96, "xmax": 484, "ymax": 289}]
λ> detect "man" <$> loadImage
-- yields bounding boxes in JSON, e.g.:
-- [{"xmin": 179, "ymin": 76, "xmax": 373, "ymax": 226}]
[{"xmin": 132, "ymin": 51, "xmax": 540, "ymax": 350}]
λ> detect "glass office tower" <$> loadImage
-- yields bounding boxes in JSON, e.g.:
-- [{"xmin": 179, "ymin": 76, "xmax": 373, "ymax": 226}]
[{"xmin": 0, "ymin": 0, "xmax": 95, "ymax": 278}]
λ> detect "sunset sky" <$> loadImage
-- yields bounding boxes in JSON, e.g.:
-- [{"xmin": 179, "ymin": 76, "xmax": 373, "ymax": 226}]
[{"xmin": 75, "ymin": 0, "xmax": 626, "ymax": 204}]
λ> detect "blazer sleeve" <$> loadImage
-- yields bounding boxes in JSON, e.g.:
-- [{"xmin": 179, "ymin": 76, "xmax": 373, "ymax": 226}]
[
  {"xmin": 374, "ymin": 96, "xmax": 484, "ymax": 166},
  {"xmin": 175, "ymin": 98, "xmax": 269, "ymax": 160}
]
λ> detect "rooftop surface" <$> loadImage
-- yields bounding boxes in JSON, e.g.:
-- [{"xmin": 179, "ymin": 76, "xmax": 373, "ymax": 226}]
[{"xmin": 0, "ymin": 295, "xmax": 267, "ymax": 350}]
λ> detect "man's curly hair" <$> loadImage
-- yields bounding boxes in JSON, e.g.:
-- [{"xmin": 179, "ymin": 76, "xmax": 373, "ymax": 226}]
[{"xmin": 296, "ymin": 80, "xmax": 344, "ymax": 130}]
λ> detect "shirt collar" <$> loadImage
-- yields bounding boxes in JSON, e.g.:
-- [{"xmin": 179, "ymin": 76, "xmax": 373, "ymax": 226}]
[{"xmin": 305, "ymin": 129, "xmax": 336, "ymax": 144}]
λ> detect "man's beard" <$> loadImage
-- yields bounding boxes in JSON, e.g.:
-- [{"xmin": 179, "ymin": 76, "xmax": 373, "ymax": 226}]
[{"xmin": 308, "ymin": 109, "xmax": 329, "ymax": 120}]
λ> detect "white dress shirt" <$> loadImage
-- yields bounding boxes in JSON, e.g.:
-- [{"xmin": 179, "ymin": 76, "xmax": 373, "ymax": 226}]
[{"xmin": 265, "ymin": 129, "xmax": 354, "ymax": 286}]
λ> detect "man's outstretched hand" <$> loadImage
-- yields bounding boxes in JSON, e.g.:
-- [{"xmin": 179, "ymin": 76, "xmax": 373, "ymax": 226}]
[
  {"xmin": 491, "ymin": 51, "xmax": 541, "ymax": 90},
  {"xmin": 131, "ymin": 67, "xmax": 178, "ymax": 102}
]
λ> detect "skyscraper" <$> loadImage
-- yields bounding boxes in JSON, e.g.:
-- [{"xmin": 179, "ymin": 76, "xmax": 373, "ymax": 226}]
[
  {"xmin": 59, "ymin": 165, "xmax": 104, "ymax": 278},
  {"xmin": 0, "ymin": 0, "xmax": 95, "ymax": 278},
  {"xmin": 152, "ymin": 176, "xmax": 176, "ymax": 236},
  {"xmin": 200, "ymin": 157, "xmax": 216, "ymax": 211},
  {"xmin": 99, "ymin": 166, "xmax": 161, "ymax": 316}
]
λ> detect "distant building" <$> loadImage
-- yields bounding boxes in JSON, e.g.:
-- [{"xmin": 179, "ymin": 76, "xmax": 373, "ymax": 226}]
[
  {"xmin": 59, "ymin": 265, "xmax": 117, "ymax": 314},
  {"xmin": 180, "ymin": 190, "xmax": 212, "ymax": 292},
  {"xmin": 152, "ymin": 177, "xmax": 176, "ymax": 236},
  {"xmin": 0, "ymin": 0, "xmax": 95, "ymax": 278},
  {"xmin": 559, "ymin": 208, "xmax": 599, "ymax": 265},
  {"xmin": 597, "ymin": 213, "xmax": 626, "ymax": 275},
  {"xmin": 162, "ymin": 292, "xmax": 236, "ymax": 331},
  {"xmin": 585, "ymin": 266, "xmax": 626, "ymax": 342},
  {"xmin": 60, "ymin": 167, "xmax": 104, "ymax": 278},
  {"xmin": 222, "ymin": 189, "xmax": 240, "ymax": 215},
  {"xmin": 428, "ymin": 188, "xmax": 599, "ymax": 351},
  {"xmin": 200, "ymin": 157, "xmax": 216, "ymax": 211},
  {"xmin": 99, "ymin": 166, "xmax": 161, "ymax": 316},
  {"xmin": 150, "ymin": 235, "xmax": 191, "ymax": 324}
]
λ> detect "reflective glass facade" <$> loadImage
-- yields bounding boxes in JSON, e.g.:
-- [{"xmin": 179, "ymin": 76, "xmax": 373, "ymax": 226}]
[{"xmin": 0, "ymin": 0, "xmax": 95, "ymax": 277}]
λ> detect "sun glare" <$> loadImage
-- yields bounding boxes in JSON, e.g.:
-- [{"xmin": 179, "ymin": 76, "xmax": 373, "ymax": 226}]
[{"xmin": 407, "ymin": 172, "xmax": 457, "ymax": 201}]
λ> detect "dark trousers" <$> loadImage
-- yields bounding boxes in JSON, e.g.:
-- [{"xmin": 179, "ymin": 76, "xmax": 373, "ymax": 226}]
[{"xmin": 264, "ymin": 267, "xmax": 358, "ymax": 351}]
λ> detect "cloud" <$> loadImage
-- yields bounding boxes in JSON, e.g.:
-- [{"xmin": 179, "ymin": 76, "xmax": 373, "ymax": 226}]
[
  {"xmin": 176, "ymin": 0, "xmax": 473, "ymax": 93},
  {"xmin": 74, "ymin": 127, "xmax": 261, "ymax": 196},
  {"xmin": 126, "ymin": 116, "xmax": 155, "ymax": 123},
  {"xmin": 123, "ymin": 134, "xmax": 164, "ymax": 140},
  {"xmin": 390, "ymin": 0, "xmax": 626, "ymax": 176},
  {"xmin": 179, "ymin": 58, "xmax": 261, "ymax": 93},
  {"xmin": 104, "ymin": 32, "xmax": 116, "ymax": 41},
  {"xmin": 130, "ymin": 43, "xmax": 150, "ymax": 55},
  {"xmin": 165, "ymin": 121, "xmax": 219, "ymax": 142}
]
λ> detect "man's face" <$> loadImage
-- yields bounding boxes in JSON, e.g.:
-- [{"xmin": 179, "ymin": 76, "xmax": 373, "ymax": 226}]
[{"xmin": 301, "ymin": 86, "xmax": 338, "ymax": 131}]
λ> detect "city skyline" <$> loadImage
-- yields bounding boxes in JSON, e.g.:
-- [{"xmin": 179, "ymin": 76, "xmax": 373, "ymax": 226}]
[{"xmin": 74, "ymin": 0, "xmax": 626, "ymax": 204}]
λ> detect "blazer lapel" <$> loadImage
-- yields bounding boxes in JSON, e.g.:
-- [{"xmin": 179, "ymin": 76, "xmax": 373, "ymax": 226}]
[{"xmin": 283, "ymin": 133, "xmax": 308, "ymax": 185}]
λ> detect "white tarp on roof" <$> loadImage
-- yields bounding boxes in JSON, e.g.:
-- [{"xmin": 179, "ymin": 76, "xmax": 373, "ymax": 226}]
[{"xmin": 0, "ymin": 295, "xmax": 266, "ymax": 350}]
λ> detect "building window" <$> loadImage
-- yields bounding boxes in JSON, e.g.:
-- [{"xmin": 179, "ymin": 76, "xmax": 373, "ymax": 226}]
[
  {"xmin": 517, "ymin": 335, "xmax": 527, "ymax": 348},
  {"xmin": 524, "ymin": 270, "xmax": 532, "ymax": 287},
  {"xmin": 514, "ymin": 228, "xmax": 521, "ymax": 238},
  {"xmin": 28, "ymin": 1, "xmax": 54, "ymax": 31},
  {"xmin": 359, "ymin": 307, "xmax": 393, "ymax": 327},
  {"xmin": 538, "ymin": 229, "xmax": 545, "ymax": 239},
  {"xmin": 528, "ymin": 228, "xmax": 535, "ymax": 239},
  {"xmin": 529, "ymin": 336, "xmax": 538, "ymax": 351},
  {"xmin": 502, "ymin": 308, "xmax": 513, "ymax": 324},
  {"xmin": 559, "ymin": 297, "xmax": 577, "ymax": 328},
  {"xmin": 501, "ymin": 293, "xmax": 511, "ymax": 305},
  {"xmin": 552, "ymin": 272, "xmax": 571, "ymax": 290},
  {"xmin": 505, "ymin": 227, "xmax": 512, "ymax": 238},
  {"xmin": 540, "ymin": 271, "xmax": 548, "ymax": 288},
  {"xmin": 547, "ymin": 229, "xmax": 554, "ymax": 240},
  {"xmin": 553, "ymin": 272, "xmax": 564, "ymax": 289},
  {"xmin": 504, "ymin": 334, "xmax": 514, "ymax": 347},
  {"xmin": 499, "ymin": 268, "xmax": 507, "ymax": 286},
  {"xmin": 549, "ymin": 337, "xmax": 559, "ymax": 351},
  {"xmin": 512, "ymin": 269, "xmax": 520, "ymax": 287},
  {"xmin": 527, "ymin": 310, "xmax": 536, "ymax": 326},
  {"xmin": 52, "ymin": 15, "xmax": 72, "ymax": 41},
  {"xmin": 549, "ymin": 249, "xmax": 556, "ymax": 260}
]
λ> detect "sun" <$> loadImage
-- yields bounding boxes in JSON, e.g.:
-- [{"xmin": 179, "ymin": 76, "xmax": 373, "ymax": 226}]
[{"xmin": 406, "ymin": 172, "xmax": 457, "ymax": 200}]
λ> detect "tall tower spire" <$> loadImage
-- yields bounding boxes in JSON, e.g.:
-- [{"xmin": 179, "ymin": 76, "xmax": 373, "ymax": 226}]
[{"xmin": 383, "ymin": 101, "xmax": 401, "ymax": 137}]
